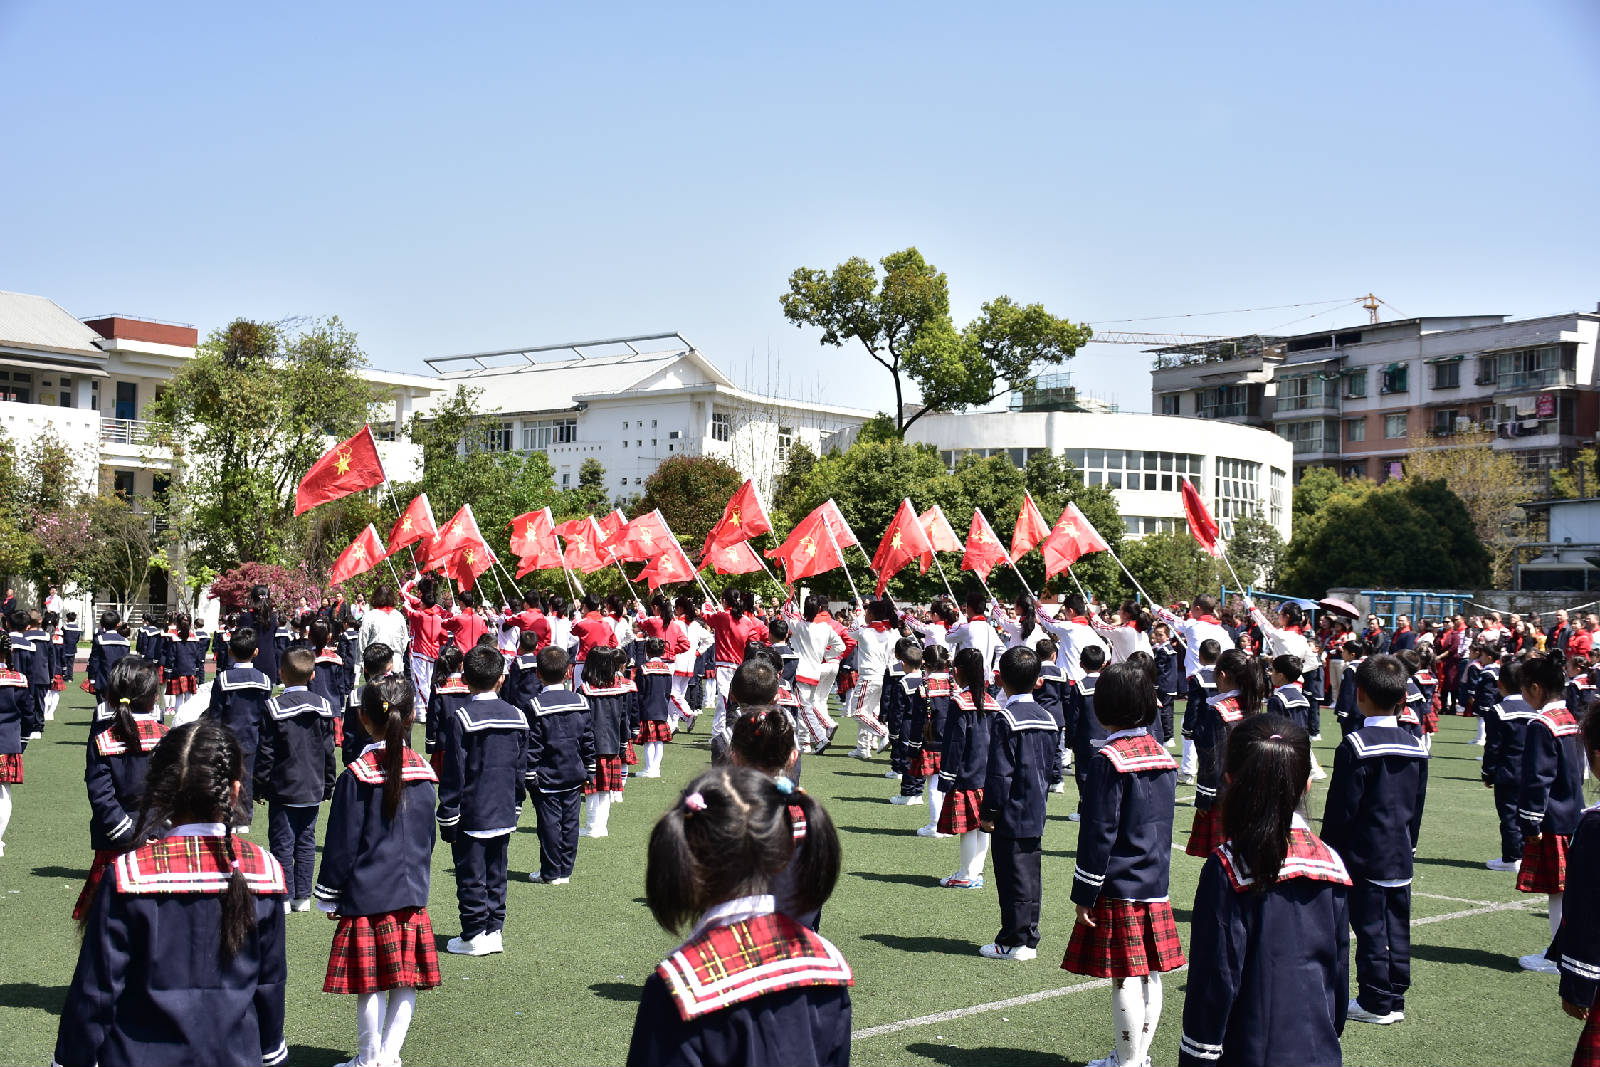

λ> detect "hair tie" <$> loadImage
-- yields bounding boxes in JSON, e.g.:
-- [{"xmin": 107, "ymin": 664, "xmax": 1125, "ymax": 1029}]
[
  {"xmin": 118, "ymin": 698, "xmax": 131, "ymax": 707},
  {"xmin": 683, "ymin": 791, "xmax": 707, "ymax": 813},
  {"xmin": 773, "ymin": 775, "xmax": 795, "ymax": 795},
  {"xmin": 1269, "ymin": 733, "xmax": 1282, "ymax": 740},
  {"xmin": 381, "ymin": 699, "xmax": 390, "ymax": 712}
]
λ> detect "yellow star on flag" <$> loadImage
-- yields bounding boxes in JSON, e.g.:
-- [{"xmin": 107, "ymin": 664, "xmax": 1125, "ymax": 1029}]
[
  {"xmin": 334, "ymin": 448, "xmax": 352, "ymax": 475},
  {"xmin": 464, "ymin": 547, "xmax": 476, "ymax": 565},
  {"xmin": 350, "ymin": 544, "xmax": 366, "ymax": 562},
  {"xmin": 976, "ymin": 529, "xmax": 989, "ymax": 543},
  {"xmin": 891, "ymin": 530, "xmax": 903, "ymax": 550},
  {"xmin": 730, "ymin": 508, "xmax": 742, "ymax": 528},
  {"xmin": 801, "ymin": 535, "xmax": 816, "ymax": 557},
  {"xmin": 640, "ymin": 528, "xmax": 654, "ymax": 545},
  {"xmin": 401, "ymin": 515, "xmax": 413, "ymax": 532},
  {"xmin": 1061, "ymin": 522, "xmax": 1077, "ymax": 537},
  {"xmin": 522, "ymin": 522, "xmax": 535, "ymax": 539}
]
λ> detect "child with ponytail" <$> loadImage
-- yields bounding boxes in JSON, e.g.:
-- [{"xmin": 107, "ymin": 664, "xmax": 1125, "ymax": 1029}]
[
  {"xmin": 55, "ymin": 721, "xmax": 288, "ymax": 1067},
  {"xmin": 162, "ymin": 612, "xmax": 207, "ymax": 719},
  {"xmin": 937, "ymin": 646, "xmax": 994, "ymax": 889},
  {"xmin": 0, "ymin": 633, "xmax": 26, "ymax": 856},
  {"xmin": 1547, "ymin": 705, "xmax": 1600, "ymax": 1066},
  {"xmin": 627, "ymin": 765, "xmax": 850, "ymax": 1066},
  {"xmin": 74, "ymin": 655, "xmax": 168, "ymax": 919},
  {"xmin": 1180, "ymin": 715, "xmax": 1351, "ymax": 1066},
  {"xmin": 581, "ymin": 646, "xmax": 638, "ymax": 838},
  {"xmin": 1515, "ymin": 651, "xmax": 1586, "ymax": 975},
  {"xmin": 1187, "ymin": 647, "xmax": 1265, "ymax": 858},
  {"xmin": 314, "ymin": 676, "xmax": 441, "ymax": 1067}
]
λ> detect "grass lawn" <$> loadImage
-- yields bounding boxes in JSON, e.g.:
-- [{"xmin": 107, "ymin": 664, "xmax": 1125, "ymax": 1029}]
[{"xmin": 0, "ymin": 687, "xmax": 1581, "ymax": 1065}]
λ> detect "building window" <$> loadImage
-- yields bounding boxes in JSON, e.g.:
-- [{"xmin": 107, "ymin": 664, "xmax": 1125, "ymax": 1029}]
[
  {"xmin": 561, "ymin": 472, "xmax": 570, "ymax": 488},
  {"xmin": 475, "ymin": 421, "xmax": 513, "ymax": 452},
  {"xmin": 711, "ymin": 412, "xmax": 730, "ymax": 442},
  {"xmin": 521, "ymin": 418, "xmax": 577, "ymax": 452},
  {"xmin": 1159, "ymin": 393, "xmax": 1180, "ymax": 416},
  {"xmin": 777, "ymin": 426, "xmax": 794, "ymax": 464},
  {"xmin": 1343, "ymin": 369, "xmax": 1367, "ymax": 398},
  {"xmin": 114, "ymin": 381, "xmax": 137, "ymax": 420},
  {"xmin": 1274, "ymin": 374, "xmax": 1337, "ymax": 412},
  {"xmin": 1432, "ymin": 361, "xmax": 1460, "ymax": 389},
  {"xmin": 623, "ymin": 421, "xmax": 630, "ymax": 429},
  {"xmin": 1342, "ymin": 461, "xmax": 1367, "ymax": 479},
  {"xmin": 1476, "ymin": 355, "xmax": 1499, "ymax": 385},
  {"xmin": 651, "ymin": 438, "xmax": 657, "ymax": 447},
  {"xmin": 1213, "ymin": 458, "xmax": 1262, "ymax": 519},
  {"xmin": 1196, "ymin": 384, "xmax": 1250, "ymax": 419},
  {"xmin": 1269, "ymin": 467, "xmax": 1286, "ymax": 528},
  {"xmin": 1344, "ymin": 418, "xmax": 1365, "ymax": 443},
  {"xmin": 113, "ymin": 470, "xmax": 135, "ymax": 497},
  {"xmin": 1276, "ymin": 420, "xmax": 1335, "ymax": 454},
  {"xmin": 1383, "ymin": 413, "xmax": 1408, "ymax": 439},
  {"xmin": 651, "ymin": 419, "xmax": 657, "ymax": 428},
  {"xmin": 1431, "ymin": 408, "xmax": 1460, "ymax": 436},
  {"xmin": 1062, "ymin": 449, "xmax": 1201, "ymax": 492},
  {"xmin": 1380, "ymin": 363, "xmax": 1408, "ymax": 394},
  {"xmin": 668, "ymin": 430, "xmax": 681, "ymax": 440}
]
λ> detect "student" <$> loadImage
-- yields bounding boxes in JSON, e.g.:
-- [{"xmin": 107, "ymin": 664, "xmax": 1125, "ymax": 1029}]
[
  {"xmin": 60, "ymin": 609, "xmax": 82, "ymax": 689},
  {"xmin": 84, "ymin": 610, "xmax": 131, "ymax": 724},
  {"xmin": 526, "ymin": 646, "xmax": 595, "ymax": 886},
  {"xmin": 0, "ymin": 634, "xmax": 28, "ymax": 857},
  {"xmin": 1321, "ymin": 653, "xmax": 1428, "ymax": 1024},
  {"xmin": 889, "ymin": 640, "xmax": 927, "ymax": 805},
  {"xmin": 254, "ymin": 648, "xmax": 337, "ymax": 913},
  {"xmin": 1395, "ymin": 649, "xmax": 1433, "ymax": 850},
  {"xmin": 400, "ymin": 574, "xmax": 449, "ymax": 715},
  {"xmin": 1068, "ymin": 645, "xmax": 1110, "ymax": 822},
  {"xmin": 503, "ymin": 630, "xmax": 545, "ymax": 722},
  {"xmin": 1470, "ymin": 641, "xmax": 1503, "ymax": 746},
  {"xmin": 786, "ymin": 594, "xmax": 847, "ymax": 752},
  {"xmin": 937, "ymin": 646, "xmax": 993, "ymax": 889},
  {"xmin": 314, "ymin": 676, "xmax": 440, "ymax": 1067},
  {"xmin": 581, "ymin": 646, "xmax": 638, "ymax": 837},
  {"xmin": 162, "ymin": 614, "xmax": 208, "ymax": 719},
  {"xmin": 1188, "ymin": 648, "xmax": 1264, "ymax": 858},
  {"xmin": 1151, "ymin": 623, "xmax": 1181, "ymax": 747},
  {"xmin": 424, "ymin": 645, "xmax": 468, "ymax": 764},
  {"xmin": 977, "ymin": 646, "xmax": 1057, "ymax": 961},
  {"xmin": 726, "ymin": 704, "xmax": 823, "ymax": 928},
  {"xmin": 75, "ymin": 656, "xmax": 168, "ymax": 919},
  {"xmin": 245, "ymin": 584, "xmax": 282, "ymax": 688},
  {"xmin": 345, "ymin": 643, "xmax": 397, "ymax": 767},
  {"xmin": 912, "ymin": 644, "xmax": 953, "ymax": 837},
  {"xmin": 437, "ymin": 645, "xmax": 528, "ymax": 956},
  {"xmin": 1064, "ymin": 660, "xmax": 1184, "ymax": 1067},
  {"xmin": 1482, "ymin": 658, "xmax": 1534, "ymax": 873},
  {"xmin": 13, "ymin": 611, "xmax": 47, "ymax": 740},
  {"xmin": 845, "ymin": 598, "xmax": 900, "ymax": 760},
  {"xmin": 42, "ymin": 611, "xmax": 65, "ymax": 723},
  {"xmin": 635, "ymin": 637, "xmax": 674, "ymax": 778},
  {"xmin": 308, "ymin": 618, "xmax": 345, "ymax": 708},
  {"xmin": 1267, "ymin": 653, "xmax": 1325, "ymax": 781},
  {"xmin": 1034, "ymin": 637, "xmax": 1069, "ymax": 795},
  {"xmin": 205, "ymin": 628, "xmax": 273, "ymax": 831},
  {"xmin": 1414, "ymin": 645, "xmax": 1442, "ymax": 746},
  {"xmin": 1334, "ymin": 638, "xmax": 1371, "ymax": 739},
  {"xmin": 1568, "ymin": 654, "xmax": 1599, "ymax": 718},
  {"xmin": 1547, "ymin": 703, "xmax": 1600, "ymax": 1065},
  {"xmin": 626, "ymin": 766, "xmax": 849, "ymax": 1067},
  {"xmin": 767, "ymin": 616, "xmax": 800, "ymax": 687},
  {"xmin": 1178, "ymin": 639, "xmax": 1221, "ymax": 784},
  {"xmin": 1180, "ymin": 716, "xmax": 1351, "ymax": 1067},
  {"xmin": 54, "ymin": 722, "xmax": 288, "ymax": 1067},
  {"xmin": 1516, "ymin": 652, "xmax": 1586, "ymax": 975}
]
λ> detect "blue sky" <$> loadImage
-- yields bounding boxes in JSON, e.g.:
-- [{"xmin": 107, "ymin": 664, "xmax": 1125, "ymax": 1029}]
[{"xmin": 3, "ymin": 1, "xmax": 1597, "ymax": 414}]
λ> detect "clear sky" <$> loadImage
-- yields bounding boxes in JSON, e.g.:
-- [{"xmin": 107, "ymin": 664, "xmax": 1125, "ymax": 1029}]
[{"xmin": 3, "ymin": 1, "xmax": 1597, "ymax": 414}]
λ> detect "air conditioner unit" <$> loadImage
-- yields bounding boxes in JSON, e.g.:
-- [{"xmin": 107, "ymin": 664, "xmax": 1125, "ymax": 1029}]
[{"xmin": 1455, "ymin": 417, "xmax": 1472, "ymax": 433}]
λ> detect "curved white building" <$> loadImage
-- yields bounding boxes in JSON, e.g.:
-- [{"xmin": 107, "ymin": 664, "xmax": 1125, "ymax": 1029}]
[{"xmin": 905, "ymin": 410, "xmax": 1294, "ymax": 542}]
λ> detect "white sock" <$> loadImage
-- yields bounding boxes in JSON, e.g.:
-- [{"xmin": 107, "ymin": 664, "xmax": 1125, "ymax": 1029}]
[
  {"xmin": 381, "ymin": 986, "xmax": 416, "ymax": 1061},
  {"xmin": 1474, "ymin": 720, "xmax": 1487, "ymax": 743},
  {"xmin": 645, "ymin": 741, "xmax": 663, "ymax": 774},
  {"xmin": 926, "ymin": 780, "xmax": 945, "ymax": 828},
  {"xmin": 0, "ymin": 784, "xmax": 12, "ymax": 847},
  {"xmin": 1112, "ymin": 979, "xmax": 1142, "ymax": 1065},
  {"xmin": 1180, "ymin": 739, "xmax": 1196, "ymax": 774},
  {"xmin": 582, "ymin": 794, "xmax": 597, "ymax": 830},
  {"xmin": 957, "ymin": 830, "xmax": 977, "ymax": 878},
  {"xmin": 1551, "ymin": 892, "xmax": 1565, "ymax": 940},
  {"xmin": 592, "ymin": 794, "xmax": 612, "ymax": 834},
  {"xmin": 1138, "ymin": 972, "xmax": 1163, "ymax": 1062},
  {"xmin": 357, "ymin": 990, "xmax": 386, "ymax": 1065},
  {"xmin": 964, "ymin": 830, "xmax": 991, "ymax": 881}
]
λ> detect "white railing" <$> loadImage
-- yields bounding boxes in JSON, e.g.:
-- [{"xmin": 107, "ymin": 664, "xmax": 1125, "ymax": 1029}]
[{"xmin": 101, "ymin": 418, "xmax": 156, "ymax": 446}]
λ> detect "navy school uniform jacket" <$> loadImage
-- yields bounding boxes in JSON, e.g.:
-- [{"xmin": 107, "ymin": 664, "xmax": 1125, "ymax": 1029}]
[
  {"xmin": 55, "ymin": 830, "xmax": 288, "ymax": 1067},
  {"xmin": 980, "ymin": 694, "xmax": 1057, "ymax": 838},
  {"xmin": 437, "ymin": 694, "xmax": 529, "ymax": 835},
  {"xmin": 425, "ymin": 674, "xmax": 471, "ymax": 756},
  {"xmin": 1484, "ymin": 695, "xmax": 1535, "ymax": 786},
  {"xmin": 133, "ymin": 623, "xmax": 161, "ymax": 661},
  {"xmin": 772, "ymin": 640, "xmax": 800, "ymax": 687},
  {"xmin": 1473, "ymin": 661, "xmax": 1503, "ymax": 719},
  {"xmin": 85, "ymin": 715, "xmax": 168, "ymax": 850},
  {"xmin": 1568, "ymin": 675, "xmax": 1599, "ymax": 717},
  {"xmin": 253, "ymin": 688, "xmax": 337, "ymax": 807},
  {"xmin": 1071, "ymin": 730, "xmax": 1178, "ymax": 906},
  {"xmin": 61, "ymin": 623, "xmax": 83, "ymax": 679},
  {"xmin": 625, "ymin": 905, "xmax": 853, "ymax": 1067},
  {"xmin": 1519, "ymin": 702, "xmax": 1586, "ymax": 841},
  {"xmin": 337, "ymin": 628, "xmax": 361, "ymax": 693},
  {"xmin": 1179, "ymin": 823, "xmax": 1351, "ymax": 1067},
  {"xmin": 1068, "ymin": 672, "xmax": 1109, "ymax": 757},
  {"xmin": 314, "ymin": 745, "xmax": 438, "ymax": 917},
  {"xmin": 1320, "ymin": 716, "xmax": 1427, "ymax": 883},
  {"xmin": 526, "ymin": 685, "xmax": 597, "ymax": 792},
  {"xmin": 245, "ymin": 610, "xmax": 280, "ymax": 685},
  {"xmin": 18, "ymin": 629, "xmax": 48, "ymax": 692},
  {"xmin": 162, "ymin": 633, "xmax": 208, "ymax": 682},
  {"xmin": 1334, "ymin": 656, "xmax": 1367, "ymax": 725},
  {"xmin": 1182, "ymin": 664, "xmax": 1217, "ymax": 738},
  {"xmin": 503, "ymin": 654, "xmax": 544, "ymax": 718},
  {"xmin": 638, "ymin": 658, "xmax": 674, "ymax": 722},
  {"xmin": 0, "ymin": 669, "xmax": 26, "ymax": 755},
  {"xmin": 583, "ymin": 678, "xmax": 639, "ymax": 756},
  {"xmin": 1550, "ymin": 806, "xmax": 1600, "ymax": 1010},
  {"xmin": 903, "ymin": 674, "xmax": 936, "ymax": 764},
  {"xmin": 210, "ymin": 628, "xmax": 232, "ymax": 673},
  {"xmin": 1194, "ymin": 692, "xmax": 1245, "ymax": 813},
  {"xmin": 1154, "ymin": 641, "xmax": 1181, "ymax": 698},
  {"xmin": 1267, "ymin": 682, "xmax": 1311, "ymax": 732},
  {"xmin": 1035, "ymin": 662, "xmax": 1067, "ymax": 731},
  {"xmin": 1414, "ymin": 668, "xmax": 1438, "ymax": 714},
  {"xmin": 937, "ymin": 689, "xmax": 990, "ymax": 792},
  {"xmin": 880, "ymin": 667, "xmax": 910, "ymax": 729},
  {"xmin": 206, "ymin": 666, "xmax": 272, "ymax": 756},
  {"xmin": 309, "ymin": 647, "xmax": 345, "ymax": 707}
]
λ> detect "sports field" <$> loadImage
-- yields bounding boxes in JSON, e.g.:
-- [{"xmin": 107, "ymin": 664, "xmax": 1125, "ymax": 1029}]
[{"xmin": 0, "ymin": 687, "xmax": 1579, "ymax": 1066}]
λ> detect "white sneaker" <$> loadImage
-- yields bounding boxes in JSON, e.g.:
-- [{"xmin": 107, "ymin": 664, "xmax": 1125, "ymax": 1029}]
[
  {"xmin": 1086, "ymin": 1052, "xmax": 1122, "ymax": 1067},
  {"xmin": 883, "ymin": 770, "xmax": 900, "ymax": 779},
  {"xmin": 1050, "ymin": 782, "xmax": 1066, "ymax": 794},
  {"xmin": 587, "ymin": 827, "xmax": 609, "ymax": 838},
  {"xmin": 292, "ymin": 898, "xmax": 311, "ymax": 912},
  {"xmin": 889, "ymin": 795, "xmax": 918, "ymax": 805},
  {"xmin": 1068, "ymin": 812, "xmax": 1082, "ymax": 822},
  {"xmin": 978, "ymin": 942, "xmax": 1037, "ymax": 961},
  {"xmin": 916, "ymin": 825, "xmax": 950, "ymax": 838},
  {"xmin": 1487, "ymin": 858, "xmax": 1522, "ymax": 872},
  {"xmin": 1311, "ymin": 734, "xmax": 1323, "ymax": 741},
  {"xmin": 446, "ymin": 932, "xmax": 495, "ymax": 956},
  {"xmin": 549, "ymin": 877, "xmax": 570, "ymax": 885},
  {"xmin": 1309, "ymin": 769, "xmax": 1327, "ymax": 781},
  {"xmin": 483, "ymin": 930, "xmax": 504, "ymax": 954},
  {"xmin": 27, "ymin": 730, "xmax": 42, "ymax": 740},
  {"xmin": 1520, "ymin": 952, "xmax": 1559, "ymax": 974},
  {"xmin": 850, "ymin": 750, "xmax": 872, "ymax": 761},
  {"xmin": 1346, "ymin": 998, "xmax": 1404, "ymax": 1024}
]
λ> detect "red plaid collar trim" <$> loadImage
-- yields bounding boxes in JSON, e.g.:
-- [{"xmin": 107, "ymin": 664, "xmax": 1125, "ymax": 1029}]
[
  {"xmin": 94, "ymin": 718, "xmax": 169, "ymax": 756},
  {"xmin": 1212, "ymin": 696, "xmax": 1243, "ymax": 723},
  {"xmin": 350, "ymin": 746, "xmax": 439, "ymax": 786},
  {"xmin": 436, "ymin": 677, "xmax": 469, "ymax": 694},
  {"xmin": 1217, "ymin": 829, "xmax": 1351, "ymax": 891},
  {"xmin": 953, "ymin": 689, "xmax": 983, "ymax": 711},
  {"xmin": 1100, "ymin": 733, "xmax": 1177, "ymax": 773},
  {"xmin": 776, "ymin": 685, "xmax": 800, "ymax": 707},
  {"xmin": 925, "ymin": 675, "xmax": 951, "ymax": 696},
  {"xmin": 115, "ymin": 836, "xmax": 286, "ymax": 895},
  {"xmin": 658, "ymin": 913, "xmax": 853, "ymax": 1021},
  {"xmin": 1537, "ymin": 704, "xmax": 1579, "ymax": 737},
  {"xmin": 0, "ymin": 669, "xmax": 25, "ymax": 687},
  {"xmin": 583, "ymin": 681, "xmax": 637, "ymax": 697},
  {"xmin": 643, "ymin": 659, "xmax": 673, "ymax": 675}
]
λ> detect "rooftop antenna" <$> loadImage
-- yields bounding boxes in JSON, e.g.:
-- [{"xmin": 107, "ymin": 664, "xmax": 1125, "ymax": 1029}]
[{"xmin": 1362, "ymin": 293, "xmax": 1381, "ymax": 324}]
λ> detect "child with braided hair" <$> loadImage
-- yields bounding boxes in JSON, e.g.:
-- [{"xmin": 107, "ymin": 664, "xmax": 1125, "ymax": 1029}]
[{"xmin": 55, "ymin": 721, "xmax": 288, "ymax": 1067}]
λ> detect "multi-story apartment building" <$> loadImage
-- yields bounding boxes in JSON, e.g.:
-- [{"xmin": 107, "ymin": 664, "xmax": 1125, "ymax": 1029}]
[{"xmin": 1150, "ymin": 310, "xmax": 1600, "ymax": 481}]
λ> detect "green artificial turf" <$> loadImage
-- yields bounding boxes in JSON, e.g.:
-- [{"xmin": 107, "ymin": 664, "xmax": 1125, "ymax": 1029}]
[{"xmin": 0, "ymin": 688, "xmax": 1581, "ymax": 1065}]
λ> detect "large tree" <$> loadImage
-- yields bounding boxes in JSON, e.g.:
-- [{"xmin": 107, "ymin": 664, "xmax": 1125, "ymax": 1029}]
[
  {"xmin": 637, "ymin": 455, "xmax": 746, "ymax": 553},
  {"xmin": 1122, "ymin": 529, "xmax": 1223, "ymax": 606},
  {"xmin": 780, "ymin": 247, "xmax": 1091, "ymax": 435},
  {"xmin": 1401, "ymin": 430, "xmax": 1529, "ymax": 585}
]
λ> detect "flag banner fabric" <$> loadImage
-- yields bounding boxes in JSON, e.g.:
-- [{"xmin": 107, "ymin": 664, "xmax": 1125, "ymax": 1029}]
[
  {"xmin": 1010, "ymin": 491, "xmax": 1051, "ymax": 561},
  {"xmin": 703, "ymin": 480, "xmax": 773, "ymax": 555},
  {"xmin": 767, "ymin": 504, "xmax": 846, "ymax": 585},
  {"xmin": 917, "ymin": 504, "xmax": 963, "ymax": 574},
  {"xmin": 330, "ymin": 523, "xmax": 387, "ymax": 585},
  {"xmin": 1042, "ymin": 502, "xmax": 1110, "ymax": 578},
  {"xmin": 961, "ymin": 509, "xmax": 1010, "ymax": 580},
  {"xmin": 1181, "ymin": 477, "xmax": 1222, "ymax": 557},
  {"xmin": 387, "ymin": 492, "xmax": 438, "ymax": 555},
  {"xmin": 871, "ymin": 498, "xmax": 934, "ymax": 595},
  {"xmin": 294, "ymin": 425, "xmax": 385, "ymax": 515},
  {"xmin": 705, "ymin": 539, "xmax": 765, "ymax": 576}
]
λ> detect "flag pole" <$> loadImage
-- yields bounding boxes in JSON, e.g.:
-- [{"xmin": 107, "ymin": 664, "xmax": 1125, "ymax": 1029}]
[
  {"xmin": 821, "ymin": 517, "xmax": 863, "ymax": 607},
  {"xmin": 930, "ymin": 554, "xmax": 957, "ymax": 601},
  {"xmin": 1004, "ymin": 556, "xmax": 1036, "ymax": 599},
  {"xmin": 1064, "ymin": 563, "xmax": 1091, "ymax": 605}
]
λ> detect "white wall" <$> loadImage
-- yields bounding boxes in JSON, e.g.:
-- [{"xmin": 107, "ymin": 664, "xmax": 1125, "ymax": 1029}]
[{"xmin": 0, "ymin": 398, "xmax": 101, "ymax": 493}]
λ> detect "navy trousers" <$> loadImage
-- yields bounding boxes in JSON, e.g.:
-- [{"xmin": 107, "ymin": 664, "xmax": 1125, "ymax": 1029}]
[
  {"xmin": 1156, "ymin": 694, "xmax": 1175, "ymax": 743},
  {"xmin": 992, "ymin": 834, "xmax": 1043, "ymax": 949},
  {"xmin": 533, "ymin": 787, "xmax": 581, "ymax": 880},
  {"xmin": 1409, "ymin": 760, "xmax": 1429, "ymax": 850},
  {"xmin": 1350, "ymin": 880, "xmax": 1411, "ymax": 1015},
  {"xmin": 267, "ymin": 803, "xmax": 319, "ymax": 900},
  {"xmin": 451, "ymin": 834, "xmax": 510, "ymax": 937},
  {"xmin": 1493, "ymin": 780, "xmax": 1524, "ymax": 863}
]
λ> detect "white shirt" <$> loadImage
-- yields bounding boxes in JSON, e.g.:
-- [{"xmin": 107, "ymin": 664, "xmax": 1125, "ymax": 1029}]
[
  {"xmin": 944, "ymin": 616, "xmax": 1005, "ymax": 671},
  {"xmin": 1251, "ymin": 607, "xmax": 1312, "ymax": 671},
  {"xmin": 358, "ymin": 607, "xmax": 409, "ymax": 677},
  {"xmin": 1090, "ymin": 616, "xmax": 1152, "ymax": 664},
  {"xmin": 1038, "ymin": 613, "xmax": 1110, "ymax": 683},
  {"xmin": 1155, "ymin": 606, "xmax": 1235, "ymax": 678}
]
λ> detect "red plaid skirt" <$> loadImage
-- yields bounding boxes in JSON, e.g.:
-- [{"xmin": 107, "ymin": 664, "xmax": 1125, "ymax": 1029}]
[
  {"xmin": 1422, "ymin": 709, "xmax": 1439, "ymax": 734},
  {"xmin": 910, "ymin": 749, "xmax": 942, "ymax": 777},
  {"xmin": 623, "ymin": 739, "xmax": 638, "ymax": 766},
  {"xmin": 1576, "ymin": 999, "xmax": 1600, "ymax": 1067},
  {"xmin": 80, "ymin": 679, "xmax": 96, "ymax": 694},
  {"xmin": 1519, "ymin": 833, "xmax": 1571, "ymax": 894},
  {"xmin": 585, "ymin": 755, "xmax": 625, "ymax": 794},
  {"xmin": 1062, "ymin": 898, "xmax": 1186, "ymax": 978},
  {"xmin": 937, "ymin": 787, "xmax": 983, "ymax": 835},
  {"xmin": 51, "ymin": 675, "xmax": 65, "ymax": 692},
  {"xmin": 73, "ymin": 850, "xmax": 121, "ymax": 921},
  {"xmin": 0, "ymin": 753, "xmax": 22, "ymax": 784},
  {"xmin": 165, "ymin": 675, "xmax": 198, "ymax": 697},
  {"xmin": 1186, "ymin": 806, "xmax": 1226, "ymax": 858},
  {"xmin": 636, "ymin": 719, "xmax": 672, "ymax": 743},
  {"xmin": 324, "ymin": 907, "xmax": 442, "ymax": 994}
]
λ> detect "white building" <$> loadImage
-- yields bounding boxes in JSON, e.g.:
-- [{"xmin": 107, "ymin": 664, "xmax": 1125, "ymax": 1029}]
[
  {"xmin": 905, "ymin": 409, "xmax": 1294, "ymax": 542},
  {"xmin": 421, "ymin": 332, "xmax": 872, "ymax": 498}
]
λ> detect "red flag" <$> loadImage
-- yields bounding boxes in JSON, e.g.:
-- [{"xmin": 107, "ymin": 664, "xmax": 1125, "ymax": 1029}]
[
  {"xmin": 1181, "ymin": 477, "xmax": 1222, "ymax": 557},
  {"xmin": 872, "ymin": 499, "xmax": 935, "ymax": 595},
  {"xmin": 616, "ymin": 510, "xmax": 673, "ymax": 564},
  {"xmin": 1010, "ymin": 492, "xmax": 1051, "ymax": 561},
  {"xmin": 421, "ymin": 504, "xmax": 487, "ymax": 568},
  {"xmin": 1042, "ymin": 502, "xmax": 1111, "ymax": 578},
  {"xmin": 554, "ymin": 517, "xmax": 590, "ymax": 538},
  {"xmin": 563, "ymin": 517, "xmax": 610, "ymax": 574},
  {"xmin": 329, "ymin": 523, "xmax": 387, "ymax": 585},
  {"xmin": 767, "ymin": 505, "xmax": 847, "ymax": 585},
  {"xmin": 509, "ymin": 508, "xmax": 562, "ymax": 574},
  {"xmin": 818, "ymin": 499, "xmax": 860, "ymax": 549},
  {"xmin": 961, "ymin": 509, "xmax": 1010, "ymax": 580},
  {"xmin": 703, "ymin": 480, "xmax": 774, "ymax": 554},
  {"xmin": 294, "ymin": 426, "xmax": 386, "ymax": 515},
  {"xmin": 637, "ymin": 542, "xmax": 698, "ymax": 589},
  {"xmin": 705, "ymin": 539, "xmax": 764, "ymax": 576},
  {"xmin": 597, "ymin": 508, "xmax": 629, "ymax": 560},
  {"xmin": 917, "ymin": 504, "xmax": 963, "ymax": 574},
  {"xmin": 438, "ymin": 542, "xmax": 494, "ymax": 591},
  {"xmin": 387, "ymin": 493, "xmax": 438, "ymax": 555}
]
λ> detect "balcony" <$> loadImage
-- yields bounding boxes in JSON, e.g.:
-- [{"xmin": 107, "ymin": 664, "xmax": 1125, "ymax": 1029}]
[
  {"xmin": 101, "ymin": 418, "xmax": 156, "ymax": 446},
  {"xmin": 1498, "ymin": 368, "xmax": 1575, "ymax": 391},
  {"xmin": 1274, "ymin": 391, "xmax": 1340, "ymax": 415}
]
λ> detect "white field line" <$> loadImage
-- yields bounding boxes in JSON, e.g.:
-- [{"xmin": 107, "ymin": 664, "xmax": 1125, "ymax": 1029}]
[{"xmin": 854, "ymin": 896, "xmax": 1535, "ymax": 1040}]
